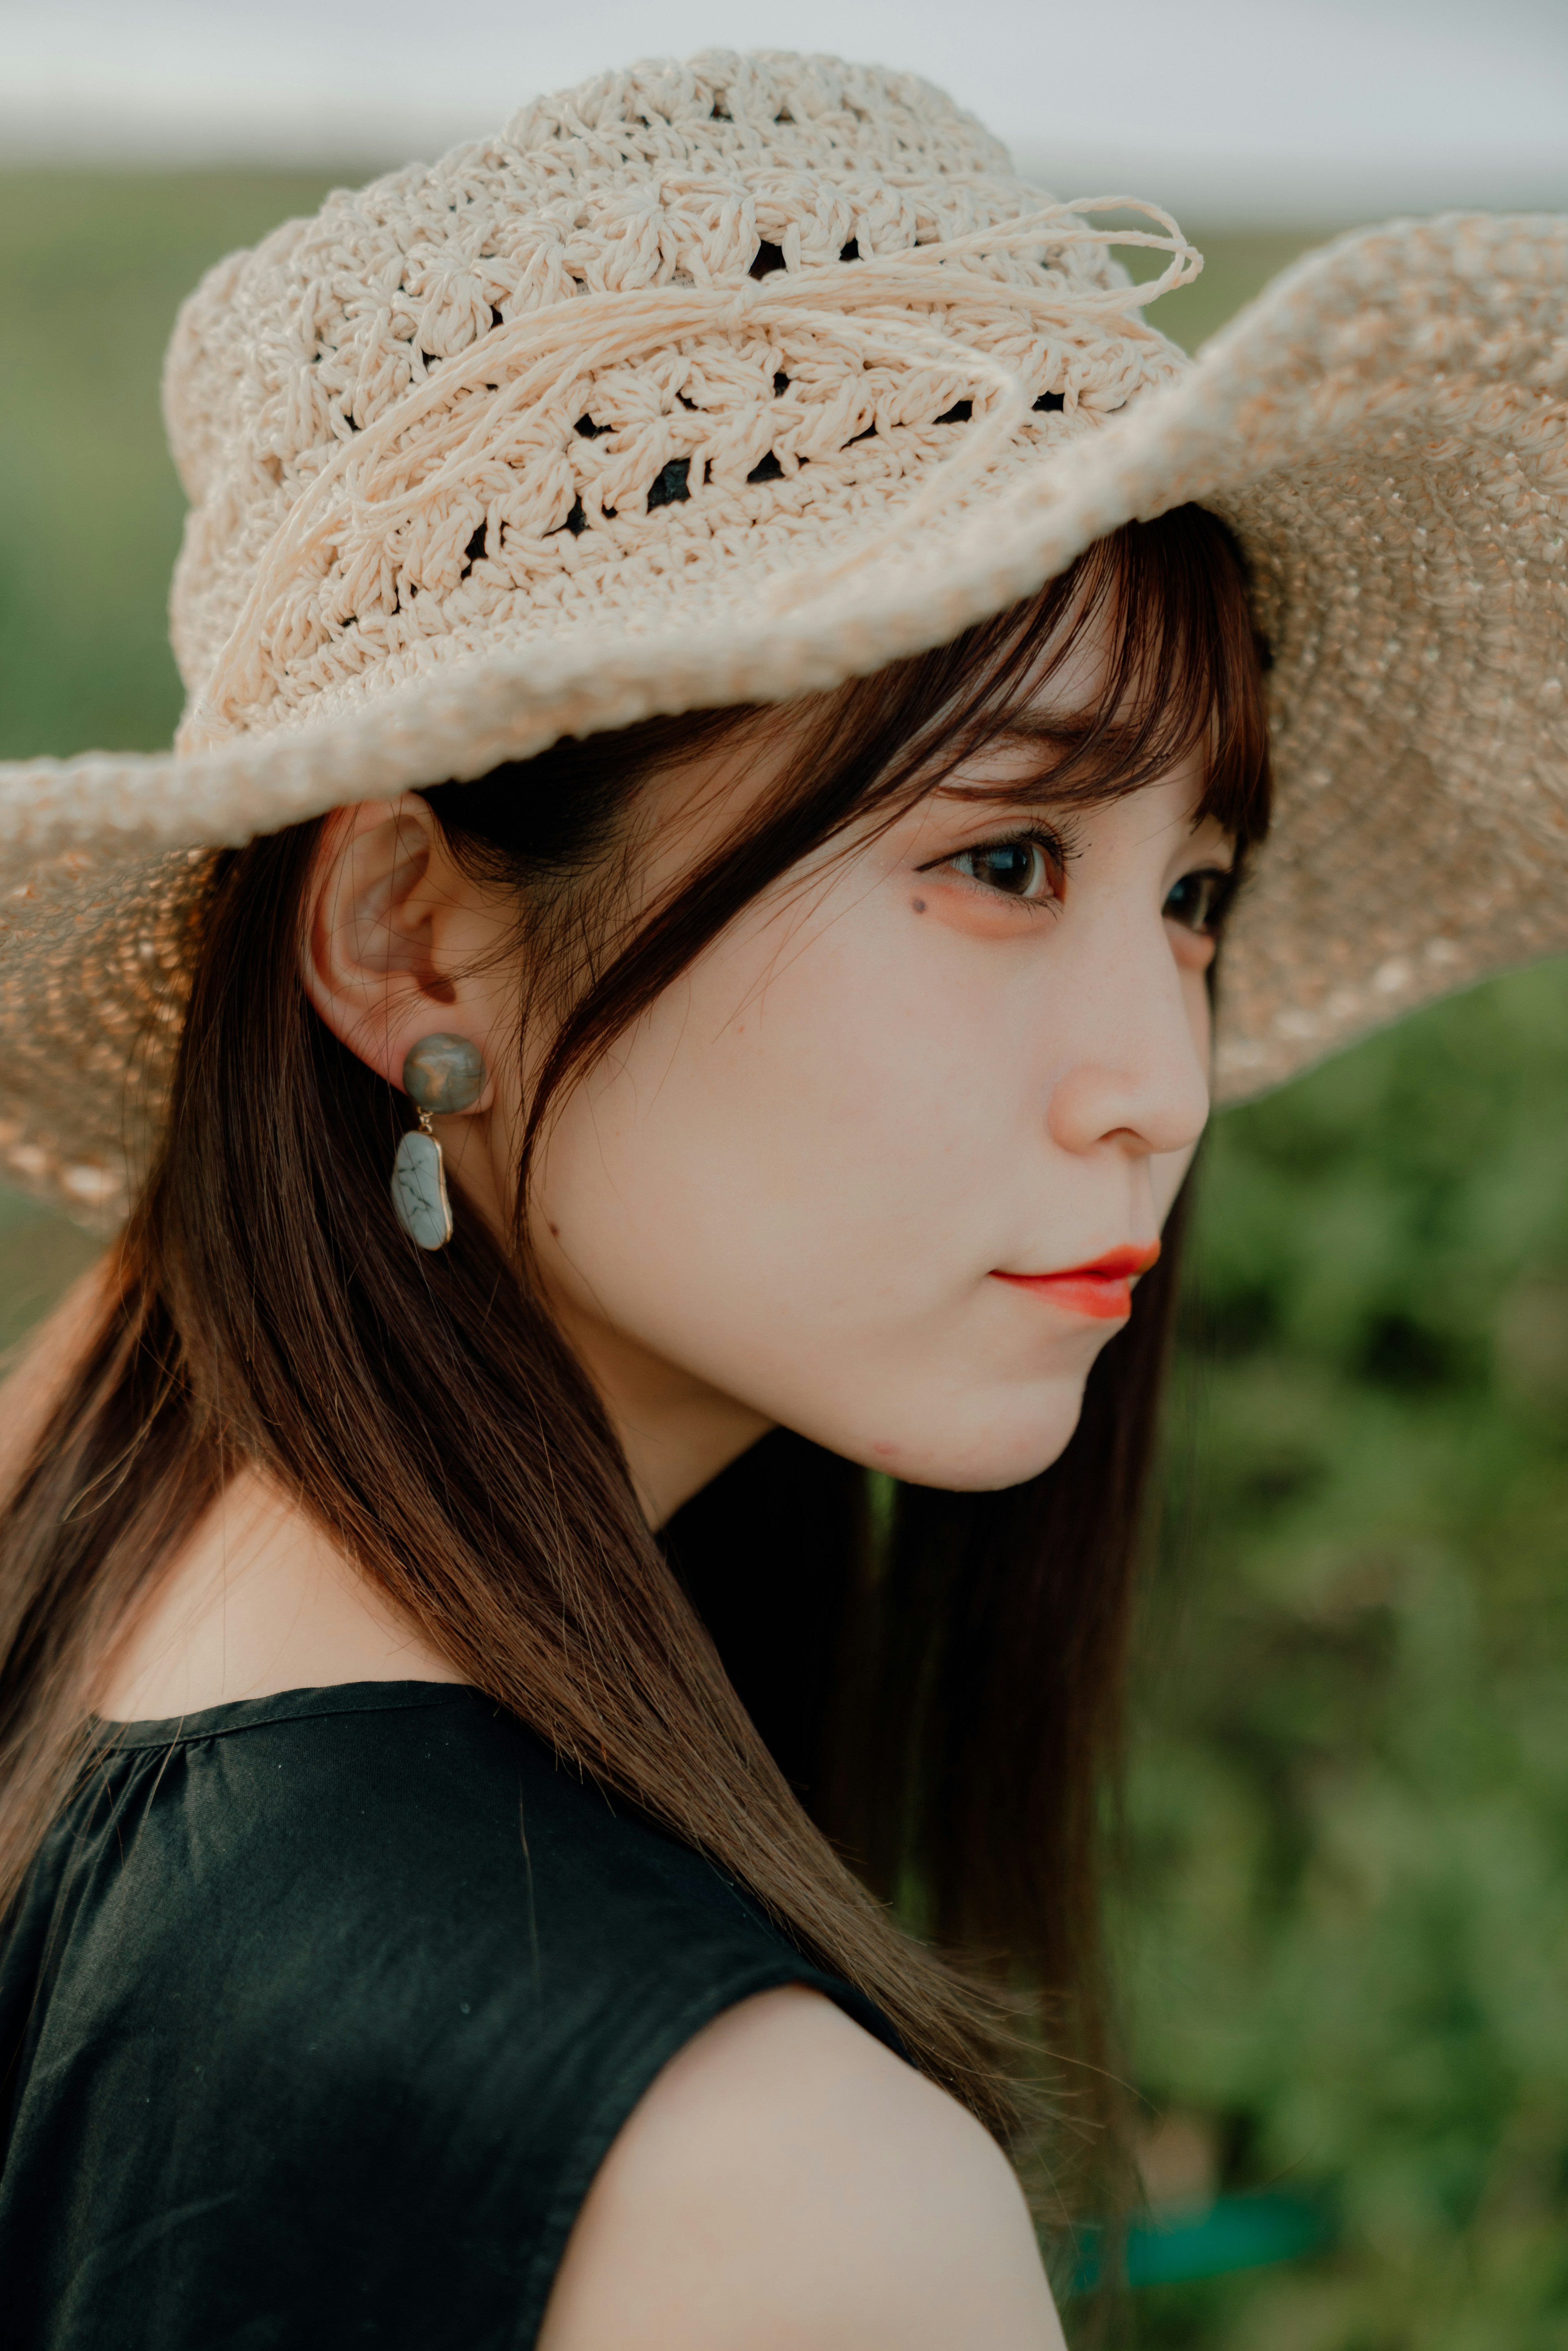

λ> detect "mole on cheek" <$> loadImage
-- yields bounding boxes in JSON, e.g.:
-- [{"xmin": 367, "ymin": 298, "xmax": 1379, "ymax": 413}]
[{"xmin": 911, "ymin": 897, "xmax": 926, "ymax": 914}]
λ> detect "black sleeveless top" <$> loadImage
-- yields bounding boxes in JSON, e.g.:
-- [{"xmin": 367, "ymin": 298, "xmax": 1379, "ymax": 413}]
[{"xmin": 0, "ymin": 1682, "xmax": 900, "ymax": 2349}]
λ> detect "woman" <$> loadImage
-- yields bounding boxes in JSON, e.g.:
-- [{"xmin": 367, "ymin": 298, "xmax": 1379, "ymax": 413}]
[{"xmin": 0, "ymin": 50, "xmax": 1562, "ymax": 2351}]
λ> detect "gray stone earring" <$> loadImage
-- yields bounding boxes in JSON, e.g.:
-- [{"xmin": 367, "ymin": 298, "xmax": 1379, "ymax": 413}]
[{"xmin": 391, "ymin": 1033, "xmax": 486, "ymax": 1251}]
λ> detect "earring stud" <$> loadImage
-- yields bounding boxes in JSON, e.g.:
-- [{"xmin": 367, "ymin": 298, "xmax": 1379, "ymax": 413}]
[{"xmin": 391, "ymin": 1032, "xmax": 486, "ymax": 1250}]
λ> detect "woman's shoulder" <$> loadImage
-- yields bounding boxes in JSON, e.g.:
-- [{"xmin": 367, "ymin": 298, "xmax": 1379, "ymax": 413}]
[
  {"xmin": 22, "ymin": 1681, "xmax": 887, "ymax": 2051},
  {"xmin": 0, "ymin": 1682, "xmax": 908, "ymax": 2347},
  {"xmin": 539, "ymin": 1980, "xmax": 1066, "ymax": 2351}
]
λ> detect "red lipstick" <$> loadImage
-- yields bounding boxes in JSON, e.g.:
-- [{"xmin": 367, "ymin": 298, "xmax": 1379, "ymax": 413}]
[{"xmin": 991, "ymin": 1241, "xmax": 1160, "ymax": 1321}]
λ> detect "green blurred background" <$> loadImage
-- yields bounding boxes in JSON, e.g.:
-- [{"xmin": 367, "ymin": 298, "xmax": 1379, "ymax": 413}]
[{"xmin": 4, "ymin": 178, "xmax": 1567, "ymax": 2347}]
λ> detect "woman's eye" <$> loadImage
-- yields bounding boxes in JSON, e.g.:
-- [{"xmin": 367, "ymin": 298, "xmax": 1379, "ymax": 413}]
[
  {"xmin": 1164, "ymin": 867, "xmax": 1234, "ymax": 934},
  {"xmin": 948, "ymin": 837, "xmax": 1057, "ymax": 902}
]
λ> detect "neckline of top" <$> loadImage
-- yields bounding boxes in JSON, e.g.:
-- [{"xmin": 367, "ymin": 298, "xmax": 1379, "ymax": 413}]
[{"xmin": 91, "ymin": 1679, "xmax": 486, "ymax": 1752}]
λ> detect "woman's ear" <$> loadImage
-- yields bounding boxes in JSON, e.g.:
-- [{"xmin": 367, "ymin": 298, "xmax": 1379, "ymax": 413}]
[{"xmin": 300, "ymin": 795, "xmax": 505, "ymax": 1106}]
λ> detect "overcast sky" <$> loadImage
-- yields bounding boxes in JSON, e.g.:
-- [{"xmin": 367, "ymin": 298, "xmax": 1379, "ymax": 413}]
[{"xmin": 4, "ymin": 0, "xmax": 1565, "ymax": 220}]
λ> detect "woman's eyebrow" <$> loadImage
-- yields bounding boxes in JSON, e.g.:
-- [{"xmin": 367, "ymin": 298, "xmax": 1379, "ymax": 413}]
[
  {"xmin": 942, "ymin": 713, "xmax": 1116, "ymax": 777},
  {"xmin": 927, "ymin": 741, "xmax": 1090, "ymax": 806},
  {"xmin": 976, "ymin": 714, "xmax": 1087, "ymax": 749}
]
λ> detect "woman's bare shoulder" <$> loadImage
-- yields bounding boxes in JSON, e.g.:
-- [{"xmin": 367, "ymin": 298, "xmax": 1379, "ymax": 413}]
[
  {"xmin": 0, "ymin": 1257, "xmax": 457, "ymax": 1719},
  {"xmin": 538, "ymin": 1982, "xmax": 1066, "ymax": 2351}
]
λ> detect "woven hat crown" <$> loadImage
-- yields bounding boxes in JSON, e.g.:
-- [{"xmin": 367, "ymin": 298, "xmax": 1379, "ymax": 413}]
[{"xmin": 163, "ymin": 49, "xmax": 1192, "ymax": 753}]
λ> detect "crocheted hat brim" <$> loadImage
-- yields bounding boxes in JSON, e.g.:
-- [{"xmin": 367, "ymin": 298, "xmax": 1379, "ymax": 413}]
[{"xmin": 0, "ymin": 208, "xmax": 1565, "ymax": 1221}]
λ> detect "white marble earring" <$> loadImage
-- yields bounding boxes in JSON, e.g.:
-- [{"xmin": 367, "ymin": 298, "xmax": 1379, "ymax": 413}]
[{"xmin": 391, "ymin": 1034, "xmax": 486, "ymax": 1250}]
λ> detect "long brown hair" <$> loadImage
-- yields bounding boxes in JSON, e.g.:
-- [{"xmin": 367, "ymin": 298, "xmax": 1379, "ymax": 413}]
[{"xmin": 0, "ymin": 507, "xmax": 1269, "ymax": 2219}]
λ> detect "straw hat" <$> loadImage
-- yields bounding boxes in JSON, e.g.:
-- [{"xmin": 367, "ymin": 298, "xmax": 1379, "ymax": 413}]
[{"xmin": 1, "ymin": 50, "xmax": 1565, "ymax": 1223}]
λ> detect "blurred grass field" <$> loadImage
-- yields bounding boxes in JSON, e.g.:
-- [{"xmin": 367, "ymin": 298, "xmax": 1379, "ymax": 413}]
[{"xmin": 4, "ymin": 175, "xmax": 1568, "ymax": 2346}]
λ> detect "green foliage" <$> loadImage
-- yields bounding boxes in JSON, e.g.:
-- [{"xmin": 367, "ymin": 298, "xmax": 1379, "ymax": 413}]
[
  {"xmin": 0, "ymin": 1189, "xmax": 99, "ymax": 1357},
  {"xmin": 3, "ymin": 172, "xmax": 1565, "ymax": 2342},
  {"xmin": 0, "ymin": 170, "xmax": 340, "ymax": 762},
  {"xmin": 1124, "ymin": 966, "xmax": 1568, "ymax": 2345},
  {"xmin": 1127, "ymin": 225, "xmax": 1325, "ymax": 354}
]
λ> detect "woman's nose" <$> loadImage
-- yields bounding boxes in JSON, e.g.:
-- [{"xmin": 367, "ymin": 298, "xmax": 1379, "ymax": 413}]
[{"xmin": 1043, "ymin": 928, "xmax": 1212, "ymax": 1161}]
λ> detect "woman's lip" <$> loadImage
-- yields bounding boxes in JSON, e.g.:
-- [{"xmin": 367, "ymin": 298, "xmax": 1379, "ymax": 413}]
[{"xmin": 989, "ymin": 1242, "xmax": 1160, "ymax": 1323}]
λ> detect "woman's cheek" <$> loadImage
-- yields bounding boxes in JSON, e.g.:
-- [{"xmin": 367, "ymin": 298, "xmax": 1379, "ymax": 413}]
[
  {"xmin": 1180, "ymin": 951, "xmax": 1214, "ymax": 1071},
  {"xmin": 546, "ymin": 898, "xmax": 977, "ymax": 1355},
  {"xmin": 909, "ymin": 871, "xmax": 1048, "ymax": 941}
]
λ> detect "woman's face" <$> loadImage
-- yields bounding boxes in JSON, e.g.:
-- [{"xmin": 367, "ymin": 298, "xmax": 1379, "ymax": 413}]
[{"xmin": 511, "ymin": 722, "xmax": 1229, "ymax": 1510}]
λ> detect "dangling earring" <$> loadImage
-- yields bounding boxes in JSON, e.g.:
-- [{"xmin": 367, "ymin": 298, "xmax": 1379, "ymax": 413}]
[{"xmin": 391, "ymin": 1033, "xmax": 486, "ymax": 1250}]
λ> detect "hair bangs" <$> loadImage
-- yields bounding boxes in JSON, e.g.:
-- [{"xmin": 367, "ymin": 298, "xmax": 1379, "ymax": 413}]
[{"xmin": 857, "ymin": 506, "xmax": 1274, "ymax": 852}]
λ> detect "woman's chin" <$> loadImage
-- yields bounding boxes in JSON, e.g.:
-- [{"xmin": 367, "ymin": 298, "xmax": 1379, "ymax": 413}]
[{"xmin": 825, "ymin": 1382, "xmax": 1090, "ymax": 1493}]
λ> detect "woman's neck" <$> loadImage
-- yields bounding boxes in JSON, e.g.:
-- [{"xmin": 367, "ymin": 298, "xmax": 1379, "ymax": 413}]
[
  {"xmin": 6, "ymin": 1255, "xmax": 766, "ymax": 1727},
  {"xmin": 93, "ymin": 1465, "xmax": 466, "ymax": 1723}
]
